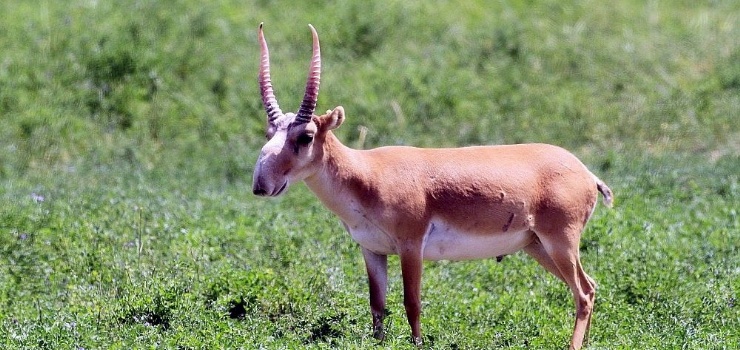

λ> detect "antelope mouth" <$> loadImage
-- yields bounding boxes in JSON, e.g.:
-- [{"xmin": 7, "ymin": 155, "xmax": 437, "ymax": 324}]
[{"xmin": 272, "ymin": 181, "xmax": 288, "ymax": 197}]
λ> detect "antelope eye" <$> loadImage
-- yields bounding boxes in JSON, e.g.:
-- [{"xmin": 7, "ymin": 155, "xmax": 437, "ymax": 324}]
[{"xmin": 296, "ymin": 133, "xmax": 314, "ymax": 146}]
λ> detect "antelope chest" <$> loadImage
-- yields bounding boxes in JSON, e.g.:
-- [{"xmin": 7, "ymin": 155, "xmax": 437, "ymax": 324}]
[{"xmin": 345, "ymin": 220, "xmax": 398, "ymax": 256}]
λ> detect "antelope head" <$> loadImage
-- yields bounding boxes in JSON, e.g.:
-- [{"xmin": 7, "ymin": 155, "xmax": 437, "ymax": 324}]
[{"xmin": 252, "ymin": 23, "xmax": 344, "ymax": 197}]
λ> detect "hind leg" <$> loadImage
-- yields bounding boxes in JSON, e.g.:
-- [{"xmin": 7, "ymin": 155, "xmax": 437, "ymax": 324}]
[
  {"xmin": 575, "ymin": 259, "xmax": 596, "ymax": 346},
  {"xmin": 524, "ymin": 236, "xmax": 596, "ymax": 345},
  {"xmin": 529, "ymin": 231, "xmax": 596, "ymax": 350},
  {"xmin": 524, "ymin": 235, "xmax": 597, "ymax": 292},
  {"xmin": 523, "ymin": 235, "xmax": 566, "ymax": 283}
]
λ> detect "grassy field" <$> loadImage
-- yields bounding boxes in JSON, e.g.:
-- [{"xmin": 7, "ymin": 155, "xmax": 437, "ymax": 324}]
[{"xmin": 1, "ymin": 0, "xmax": 738, "ymax": 349}]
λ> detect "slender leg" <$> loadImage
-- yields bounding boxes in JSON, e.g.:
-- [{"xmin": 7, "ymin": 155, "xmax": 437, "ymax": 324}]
[
  {"xmin": 522, "ymin": 235, "xmax": 566, "ymax": 283},
  {"xmin": 361, "ymin": 248, "xmax": 388, "ymax": 340},
  {"xmin": 399, "ymin": 246, "xmax": 424, "ymax": 346},
  {"xmin": 576, "ymin": 259, "xmax": 597, "ymax": 347},
  {"xmin": 538, "ymin": 236, "xmax": 596, "ymax": 350}
]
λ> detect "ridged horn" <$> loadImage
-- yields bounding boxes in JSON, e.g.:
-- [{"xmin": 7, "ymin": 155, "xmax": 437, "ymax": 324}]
[
  {"xmin": 258, "ymin": 22, "xmax": 284, "ymax": 124},
  {"xmin": 295, "ymin": 24, "xmax": 321, "ymax": 124}
]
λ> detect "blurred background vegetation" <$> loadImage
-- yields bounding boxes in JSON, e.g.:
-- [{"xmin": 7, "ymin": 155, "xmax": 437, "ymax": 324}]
[{"xmin": 1, "ymin": 0, "xmax": 737, "ymax": 183}]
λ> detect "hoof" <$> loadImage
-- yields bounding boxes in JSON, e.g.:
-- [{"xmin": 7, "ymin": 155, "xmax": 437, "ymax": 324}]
[
  {"xmin": 372, "ymin": 328, "xmax": 385, "ymax": 341},
  {"xmin": 412, "ymin": 335, "xmax": 423, "ymax": 347}
]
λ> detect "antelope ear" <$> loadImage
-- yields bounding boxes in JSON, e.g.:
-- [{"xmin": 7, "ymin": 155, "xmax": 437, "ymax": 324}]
[{"xmin": 316, "ymin": 106, "xmax": 345, "ymax": 131}]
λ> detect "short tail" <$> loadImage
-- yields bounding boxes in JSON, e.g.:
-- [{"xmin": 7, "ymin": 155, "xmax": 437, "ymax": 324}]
[{"xmin": 595, "ymin": 177, "xmax": 614, "ymax": 208}]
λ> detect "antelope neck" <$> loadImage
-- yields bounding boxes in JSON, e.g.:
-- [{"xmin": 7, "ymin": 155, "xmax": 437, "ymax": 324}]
[{"xmin": 303, "ymin": 133, "xmax": 368, "ymax": 213}]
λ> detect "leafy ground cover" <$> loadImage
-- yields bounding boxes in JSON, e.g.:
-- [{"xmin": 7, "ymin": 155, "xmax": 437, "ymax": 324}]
[{"xmin": 1, "ymin": 0, "xmax": 738, "ymax": 348}]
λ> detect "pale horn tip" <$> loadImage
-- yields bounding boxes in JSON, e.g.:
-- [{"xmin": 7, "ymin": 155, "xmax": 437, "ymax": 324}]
[{"xmin": 308, "ymin": 24, "xmax": 318, "ymax": 35}]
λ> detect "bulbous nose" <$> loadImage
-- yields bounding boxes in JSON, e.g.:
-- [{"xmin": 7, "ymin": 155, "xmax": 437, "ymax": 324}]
[
  {"xmin": 253, "ymin": 183, "xmax": 268, "ymax": 196},
  {"xmin": 252, "ymin": 175, "xmax": 267, "ymax": 196},
  {"xmin": 252, "ymin": 158, "xmax": 268, "ymax": 196}
]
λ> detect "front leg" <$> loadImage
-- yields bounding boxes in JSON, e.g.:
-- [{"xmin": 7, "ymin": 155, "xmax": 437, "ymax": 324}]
[
  {"xmin": 399, "ymin": 245, "xmax": 424, "ymax": 346},
  {"xmin": 361, "ymin": 248, "xmax": 388, "ymax": 341}
]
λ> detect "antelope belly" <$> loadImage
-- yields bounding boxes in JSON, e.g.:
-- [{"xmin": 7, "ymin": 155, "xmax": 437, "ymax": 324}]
[{"xmin": 422, "ymin": 220, "xmax": 535, "ymax": 261}]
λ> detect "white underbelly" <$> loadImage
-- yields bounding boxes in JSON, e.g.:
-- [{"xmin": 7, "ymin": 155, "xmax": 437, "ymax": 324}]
[
  {"xmin": 344, "ymin": 218, "xmax": 534, "ymax": 260},
  {"xmin": 422, "ymin": 220, "xmax": 534, "ymax": 261}
]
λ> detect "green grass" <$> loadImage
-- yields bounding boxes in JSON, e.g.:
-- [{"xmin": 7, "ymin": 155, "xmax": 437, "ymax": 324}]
[{"xmin": 1, "ymin": 0, "xmax": 738, "ymax": 349}]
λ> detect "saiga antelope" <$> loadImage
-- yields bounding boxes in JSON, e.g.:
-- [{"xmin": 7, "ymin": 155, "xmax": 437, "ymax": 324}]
[{"xmin": 252, "ymin": 23, "xmax": 614, "ymax": 350}]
